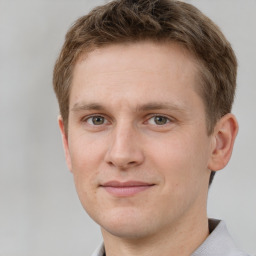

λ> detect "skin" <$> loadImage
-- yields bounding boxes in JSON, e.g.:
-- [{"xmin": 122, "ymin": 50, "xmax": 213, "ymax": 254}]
[{"xmin": 59, "ymin": 41, "xmax": 238, "ymax": 256}]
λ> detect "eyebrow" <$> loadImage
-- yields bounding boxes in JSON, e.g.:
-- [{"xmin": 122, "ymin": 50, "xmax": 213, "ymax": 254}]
[
  {"xmin": 135, "ymin": 102, "xmax": 186, "ymax": 113},
  {"xmin": 71, "ymin": 103, "xmax": 105, "ymax": 112},
  {"xmin": 71, "ymin": 102, "xmax": 187, "ymax": 113}
]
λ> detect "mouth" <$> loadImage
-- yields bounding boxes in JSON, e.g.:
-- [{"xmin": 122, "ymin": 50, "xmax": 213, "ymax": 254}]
[{"xmin": 100, "ymin": 180, "xmax": 155, "ymax": 197}]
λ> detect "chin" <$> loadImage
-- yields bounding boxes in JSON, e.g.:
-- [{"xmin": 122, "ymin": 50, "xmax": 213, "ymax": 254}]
[
  {"xmin": 97, "ymin": 208, "xmax": 155, "ymax": 239},
  {"xmin": 102, "ymin": 223, "xmax": 151, "ymax": 240}
]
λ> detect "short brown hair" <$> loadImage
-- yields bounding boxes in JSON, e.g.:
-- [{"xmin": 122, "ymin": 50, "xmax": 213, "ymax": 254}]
[{"xmin": 53, "ymin": 0, "xmax": 237, "ymax": 184}]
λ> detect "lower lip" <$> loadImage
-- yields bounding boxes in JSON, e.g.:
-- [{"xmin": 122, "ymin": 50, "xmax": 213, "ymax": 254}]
[{"xmin": 102, "ymin": 185, "xmax": 153, "ymax": 197}]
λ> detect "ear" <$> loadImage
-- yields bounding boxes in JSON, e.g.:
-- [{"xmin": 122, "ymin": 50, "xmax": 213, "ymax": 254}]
[
  {"xmin": 58, "ymin": 116, "xmax": 73, "ymax": 172},
  {"xmin": 208, "ymin": 113, "xmax": 238, "ymax": 171}
]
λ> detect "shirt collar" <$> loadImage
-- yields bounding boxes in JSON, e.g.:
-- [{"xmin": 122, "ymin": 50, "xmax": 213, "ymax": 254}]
[
  {"xmin": 192, "ymin": 219, "xmax": 247, "ymax": 256},
  {"xmin": 91, "ymin": 243, "xmax": 105, "ymax": 256},
  {"xmin": 91, "ymin": 219, "xmax": 247, "ymax": 256}
]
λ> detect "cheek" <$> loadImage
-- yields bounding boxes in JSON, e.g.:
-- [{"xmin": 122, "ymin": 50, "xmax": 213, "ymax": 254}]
[
  {"xmin": 69, "ymin": 132, "xmax": 106, "ymax": 171},
  {"xmin": 148, "ymin": 132, "xmax": 210, "ymax": 190},
  {"xmin": 70, "ymin": 147, "xmax": 101, "ymax": 217},
  {"xmin": 68, "ymin": 136, "xmax": 104, "ymax": 197},
  {"xmin": 147, "ymin": 134, "xmax": 210, "ymax": 219}
]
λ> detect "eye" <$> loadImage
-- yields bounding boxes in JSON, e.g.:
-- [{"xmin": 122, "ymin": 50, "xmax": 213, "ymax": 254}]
[
  {"xmin": 148, "ymin": 115, "xmax": 170, "ymax": 125},
  {"xmin": 86, "ymin": 116, "xmax": 107, "ymax": 125}
]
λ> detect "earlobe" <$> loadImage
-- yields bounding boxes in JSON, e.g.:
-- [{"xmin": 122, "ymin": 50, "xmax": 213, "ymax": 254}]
[
  {"xmin": 208, "ymin": 113, "xmax": 238, "ymax": 171},
  {"xmin": 58, "ymin": 116, "xmax": 73, "ymax": 172}
]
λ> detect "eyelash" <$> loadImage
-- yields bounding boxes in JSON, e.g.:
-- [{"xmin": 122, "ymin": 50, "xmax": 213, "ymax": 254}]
[
  {"xmin": 82, "ymin": 114, "xmax": 173, "ymax": 127},
  {"xmin": 82, "ymin": 115, "xmax": 109, "ymax": 126},
  {"xmin": 146, "ymin": 114, "xmax": 172, "ymax": 126}
]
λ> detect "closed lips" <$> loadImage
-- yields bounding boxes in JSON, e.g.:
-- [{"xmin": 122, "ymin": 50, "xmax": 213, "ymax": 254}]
[
  {"xmin": 101, "ymin": 180, "xmax": 154, "ymax": 187},
  {"xmin": 101, "ymin": 181, "xmax": 155, "ymax": 197}
]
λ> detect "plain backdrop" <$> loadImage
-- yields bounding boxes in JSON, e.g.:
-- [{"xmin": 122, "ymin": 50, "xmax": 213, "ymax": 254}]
[{"xmin": 0, "ymin": 0, "xmax": 255, "ymax": 255}]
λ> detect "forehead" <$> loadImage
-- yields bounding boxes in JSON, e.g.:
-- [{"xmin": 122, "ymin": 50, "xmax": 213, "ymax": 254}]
[
  {"xmin": 70, "ymin": 41, "xmax": 202, "ymax": 111},
  {"xmin": 76, "ymin": 41, "xmax": 198, "ymax": 79}
]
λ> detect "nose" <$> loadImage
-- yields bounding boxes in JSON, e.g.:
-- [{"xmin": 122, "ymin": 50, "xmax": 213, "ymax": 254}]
[{"xmin": 104, "ymin": 122, "xmax": 144, "ymax": 169}]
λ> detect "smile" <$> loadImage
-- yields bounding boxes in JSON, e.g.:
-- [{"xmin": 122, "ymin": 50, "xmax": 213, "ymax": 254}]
[{"xmin": 100, "ymin": 181, "xmax": 155, "ymax": 197}]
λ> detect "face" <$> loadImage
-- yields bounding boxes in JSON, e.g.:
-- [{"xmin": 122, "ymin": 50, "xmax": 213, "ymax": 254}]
[{"xmin": 60, "ymin": 41, "xmax": 216, "ymax": 240}]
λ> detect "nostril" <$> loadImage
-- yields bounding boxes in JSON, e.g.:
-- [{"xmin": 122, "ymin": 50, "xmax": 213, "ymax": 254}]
[
  {"xmin": 107, "ymin": 159, "xmax": 139, "ymax": 169},
  {"xmin": 107, "ymin": 161, "xmax": 115, "ymax": 167},
  {"xmin": 128, "ymin": 161, "xmax": 136, "ymax": 165}
]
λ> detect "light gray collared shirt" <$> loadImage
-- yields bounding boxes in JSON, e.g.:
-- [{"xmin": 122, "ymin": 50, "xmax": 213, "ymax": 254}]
[{"xmin": 91, "ymin": 219, "xmax": 249, "ymax": 256}]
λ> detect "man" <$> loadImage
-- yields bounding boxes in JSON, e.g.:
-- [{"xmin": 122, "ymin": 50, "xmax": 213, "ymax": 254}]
[{"xmin": 53, "ymin": 0, "xmax": 249, "ymax": 255}]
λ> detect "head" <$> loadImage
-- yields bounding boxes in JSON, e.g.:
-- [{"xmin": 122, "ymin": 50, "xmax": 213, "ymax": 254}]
[
  {"xmin": 53, "ymin": 0, "xmax": 238, "ymax": 243},
  {"xmin": 53, "ymin": 0, "xmax": 237, "ymax": 186}
]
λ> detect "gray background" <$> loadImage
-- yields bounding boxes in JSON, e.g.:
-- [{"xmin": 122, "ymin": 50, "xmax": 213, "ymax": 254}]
[{"xmin": 0, "ymin": 0, "xmax": 255, "ymax": 255}]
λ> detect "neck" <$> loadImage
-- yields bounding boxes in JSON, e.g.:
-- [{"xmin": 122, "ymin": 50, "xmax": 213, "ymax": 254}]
[{"xmin": 101, "ymin": 211, "xmax": 209, "ymax": 256}]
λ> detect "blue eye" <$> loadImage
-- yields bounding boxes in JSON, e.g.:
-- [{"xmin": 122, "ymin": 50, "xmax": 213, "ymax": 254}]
[
  {"xmin": 87, "ymin": 116, "xmax": 106, "ymax": 125},
  {"xmin": 148, "ymin": 116, "xmax": 170, "ymax": 125}
]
